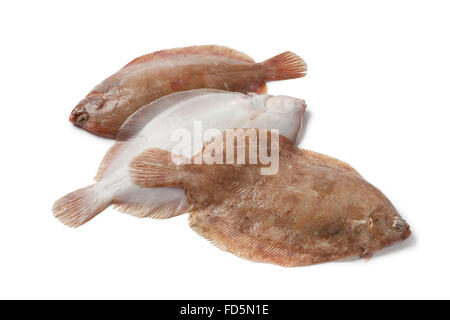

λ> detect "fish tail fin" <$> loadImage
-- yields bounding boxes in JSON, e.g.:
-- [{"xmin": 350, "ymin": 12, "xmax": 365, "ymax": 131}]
[
  {"xmin": 52, "ymin": 184, "xmax": 111, "ymax": 227},
  {"xmin": 261, "ymin": 51, "xmax": 307, "ymax": 81},
  {"xmin": 129, "ymin": 148, "xmax": 184, "ymax": 188}
]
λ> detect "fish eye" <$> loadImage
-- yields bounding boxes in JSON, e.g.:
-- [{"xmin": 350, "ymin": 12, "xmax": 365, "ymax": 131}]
[{"xmin": 77, "ymin": 113, "xmax": 88, "ymax": 124}]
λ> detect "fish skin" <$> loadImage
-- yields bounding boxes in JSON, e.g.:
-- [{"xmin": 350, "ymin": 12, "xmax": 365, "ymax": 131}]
[
  {"xmin": 54, "ymin": 90, "xmax": 307, "ymax": 227},
  {"xmin": 129, "ymin": 130, "xmax": 411, "ymax": 267},
  {"xmin": 69, "ymin": 45, "xmax": 307, "ymax": 138}
]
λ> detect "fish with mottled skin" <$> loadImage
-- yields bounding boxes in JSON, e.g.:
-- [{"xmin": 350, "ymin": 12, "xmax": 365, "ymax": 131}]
[
  {"xmin": 69, "ymin": 45, "xmax": 307, "ymax": 138},
  {"xmin": 129, "ymin": 129, "xmax": 411, "ymax": 267},
  {"xmin": 53, "ymin": 90, "xmax": 306, "ymax": 227}
]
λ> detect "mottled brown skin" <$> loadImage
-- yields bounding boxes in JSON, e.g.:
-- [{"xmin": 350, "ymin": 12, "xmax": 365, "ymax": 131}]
[
  {"xmin": 130, "ymin": 130, "xmax": 411, "ymax": 267},
  {"xmin": 69, "ymin": 46, "xmax": 306, "ymax": 138}
]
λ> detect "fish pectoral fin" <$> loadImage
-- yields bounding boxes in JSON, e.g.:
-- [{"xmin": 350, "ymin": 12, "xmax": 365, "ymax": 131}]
[
  {"xmin": 122, "ymin": 45, "xmax": 254, "ymax": 68},
  {"xmin": 129, "ymin": 148, "xmax": 185, "ymax": 188},
  {"xmin": 116, "ymin": 89, "xmax": 229, "ymax": 141},
  {"xmin": 188, "ymin": 205, "xmax": 312, "ymax": 267}
]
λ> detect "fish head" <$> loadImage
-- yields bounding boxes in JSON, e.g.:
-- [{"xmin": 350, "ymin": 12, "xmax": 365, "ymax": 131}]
[
  {"xmin": 69, "ymin": 103, "xmax": 89, "ymax": 127},
  {"xmin": 264, "ymin": 95, "xmax": 307, "ymax": 115},
  {"xmin": 368, "ymin": 207, "xmax": 411, "ymax": 246},
  {"xmin": 69, "ymin": 92, "xmax": 116, "ymax": 137},
  {"xmin": 249, "ymin": 95, "xmax": 306, "ymax": 145}
]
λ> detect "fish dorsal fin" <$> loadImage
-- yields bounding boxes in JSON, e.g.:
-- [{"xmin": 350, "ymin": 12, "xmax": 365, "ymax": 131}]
[
  {"xmin": 123, "ymin": 45, "xmax": 254, "ymax": 68},
  {"xmin": 117, "ymin": 89, "xmax": 228, "ymax": 141},
  {"xmin": 297, "ymin": 149, "xmax": 362, "ymax": 178}
]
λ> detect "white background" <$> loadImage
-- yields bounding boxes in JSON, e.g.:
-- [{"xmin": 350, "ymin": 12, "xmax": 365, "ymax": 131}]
[{"xmin": 1, "ymin": 0, "xmax": 449, "ymax": 299}]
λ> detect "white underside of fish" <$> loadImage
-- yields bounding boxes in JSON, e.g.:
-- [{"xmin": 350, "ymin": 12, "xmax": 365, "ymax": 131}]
[{"xmin": 53, "ymin": 89, "xmax": 306, "ymax": 226}]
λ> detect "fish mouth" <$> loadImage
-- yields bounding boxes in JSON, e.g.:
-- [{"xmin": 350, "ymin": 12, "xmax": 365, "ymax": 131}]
[
  {"xmin": 69, "ymin": 110, "xmax": 78, "ymax": 124},
  {"xmin": 400, "ymin": 225, "xmax": 412, "ymax": 241}
]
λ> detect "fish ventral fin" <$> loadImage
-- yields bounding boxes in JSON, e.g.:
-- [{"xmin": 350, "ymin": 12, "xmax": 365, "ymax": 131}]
[
  {"xmin": 123, "ymin": 45, "xmax": 254, "ymax": 68},
  {"xmin": 261, "ymin": 51, "xmax": 307, "ymax": 81},
  {"xmin": 116, "ymin": 89, "xmax": 228, "ymax": 141},
  {"xmin": 298, "ymin": 149, "xmax": 362, "ymax": 178},
  {"xmin": 129, "ymin": 148, "xmax": 185, "ymax": 188},
  {"xmin": 52, "ymin": 184, "xmax": 111, "ymax": 228}
]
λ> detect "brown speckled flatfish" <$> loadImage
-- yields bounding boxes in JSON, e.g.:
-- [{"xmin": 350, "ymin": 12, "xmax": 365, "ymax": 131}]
[
  {"xmin": 129, "ymin": 129, "xmax": 411, "ymax": 267},
  {"xmin": 70, "ymin": 45, "xmax": 307, "ymax": 138}
]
